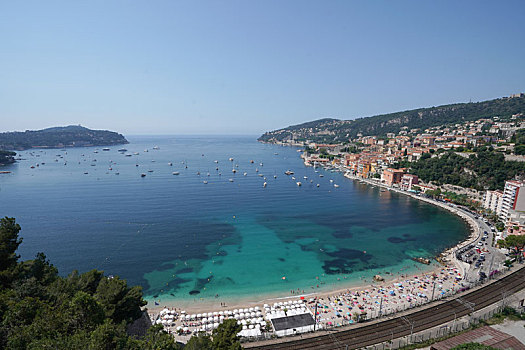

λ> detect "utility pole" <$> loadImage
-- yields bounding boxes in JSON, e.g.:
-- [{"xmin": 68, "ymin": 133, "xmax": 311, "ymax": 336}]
[
  {"xmin": 314, "ymin": 298, "xmax": 318, "ymax": 331},
  {"xmin": 488, "ymin": 255, "xmax": 495, "ymax": 279},
  {"xmin": 431, "ymin": 282, "xmax": 436, "ymax": 301}
]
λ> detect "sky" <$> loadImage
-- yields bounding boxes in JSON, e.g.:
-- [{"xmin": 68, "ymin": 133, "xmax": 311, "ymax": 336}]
[{"xmin": 1, "ymin": 0, "xmax": 525, "ymax": 135}]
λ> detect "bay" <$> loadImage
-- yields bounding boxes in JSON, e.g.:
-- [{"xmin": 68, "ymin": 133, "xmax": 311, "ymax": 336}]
[{"xmin": 0, "ymin": 135, "xmax": 469, "ymax": 305}]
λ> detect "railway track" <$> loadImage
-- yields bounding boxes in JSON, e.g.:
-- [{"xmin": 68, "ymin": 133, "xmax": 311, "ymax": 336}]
[{"xmin": 247, "ymin": 266, "xmax": 525, "ymax": 349}]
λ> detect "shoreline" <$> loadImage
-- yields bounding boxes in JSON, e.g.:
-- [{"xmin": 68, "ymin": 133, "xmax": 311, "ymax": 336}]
[{"xmin": 147, "ymin": 168, "xmax": 479, "ymax": 316}]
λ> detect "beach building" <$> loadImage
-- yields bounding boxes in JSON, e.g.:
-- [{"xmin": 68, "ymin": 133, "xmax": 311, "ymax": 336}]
[
  {"xmin": 382, "ymin": 168, "xmax": 405, "ymax": 186},
  {"xmin": 483, "ymin": 190, "xmax": 505, "ymax": 216},
  {"xmin": 506, "ymin": 209, "xmax": 525, "ymax": 237},
  {"xmin": 400, "ymin": 174, "xmax": 419, "ymax": 191},
  {"xmin": 501, "ymin": 180, "xmax": 525, "ymax": 221}
]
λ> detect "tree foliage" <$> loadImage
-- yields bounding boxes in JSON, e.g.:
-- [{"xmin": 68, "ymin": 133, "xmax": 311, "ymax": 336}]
[
  {"xmin": 0, "ymin": 150, "xmax": 16, "ymax": 165},
  {"xmin": 0, "ymin": 125, "xmax": 128, "ymax": 151},
  {"xmin": 211, "ymin": 319, "xmax": 243, "ymax": 350},
  {"xmin": 400, "ymin": 150, "xmax": 525, "ymax": 190},
  {"xmin": 0, "ymin": 217, "xmax": 181, "ymax": 349},
  {"xmin": 259, "ymin": 96, "xmax": 525, "ymax": 142}
]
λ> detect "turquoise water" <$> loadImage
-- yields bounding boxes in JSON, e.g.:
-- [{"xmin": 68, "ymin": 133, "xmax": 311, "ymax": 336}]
[{"xmin": 0, "ymin": 135, "xmax": 469, "ymax": 304}]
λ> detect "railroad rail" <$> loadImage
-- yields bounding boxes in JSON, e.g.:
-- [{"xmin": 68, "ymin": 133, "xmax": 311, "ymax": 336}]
[{"xmin": 247, "ymin": 266, "xmax": 525, "ymax": 349}]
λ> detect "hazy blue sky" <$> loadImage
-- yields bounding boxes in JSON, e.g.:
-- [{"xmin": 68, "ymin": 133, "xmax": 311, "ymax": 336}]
[{"xmin": 1, "ymin": 1, "xmax": 524, "ymax": 135}]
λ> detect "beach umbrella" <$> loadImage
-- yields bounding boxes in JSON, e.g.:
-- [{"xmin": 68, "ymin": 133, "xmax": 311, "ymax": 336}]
[
  {"xmin": 213, "ymin": 312, "xmax": 218, "ymax": 316},
  {"xmin": 183, "ymin": 327, "xmax": 189, "ymax": 333},
  {"xmin": 197, "ymin": 313, "xmax": 202, "ymax": 318},
  {"xmin": 254, "ymin": 306, "xmax": 260, "ymax": 311},
  {"xmin": 213, "ymin": 322, "xmax": 219, "ymax": 328},
  {"xmin": 233, "ymin": 309, "xmax": 239, "ymax": 314},
  {"xmin": 249, "ymin": 324, "xmax": 254, "ymax": 329},
  {"xmin": 242, "ymin": 325, "xmax": 247, "ymax": 330},
  {"xmin": 249, "ymin": 307, "xmax": 254, "ymax": 312},
  {"xmin": 181, "ymin": 310, "xmax": 186, "ymax": 314},
  {"xmin": 234, "ymin": 314, "xmax": 239, "ymax": 320},
  {"xmin": 263, "ymin": 304, "xmax": 269, "ymax": 308}
]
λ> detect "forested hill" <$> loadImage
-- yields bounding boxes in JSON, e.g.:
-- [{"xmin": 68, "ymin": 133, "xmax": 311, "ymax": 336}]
[
  {"xmin": 0, "ymin": 125, "xmax": 128, "ymax": 150},
  {"xmin": 258, "ymin": 95, "xmax": 525, "ymax": 143}
]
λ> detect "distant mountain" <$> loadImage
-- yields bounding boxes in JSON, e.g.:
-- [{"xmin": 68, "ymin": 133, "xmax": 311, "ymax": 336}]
[
  {"xmin": 0, "ymin": 125, "xmax": 128, "ymax": 150},
  {"xmin": 258, "ymin": 95, "xmax": 525, "ymax": 143}
]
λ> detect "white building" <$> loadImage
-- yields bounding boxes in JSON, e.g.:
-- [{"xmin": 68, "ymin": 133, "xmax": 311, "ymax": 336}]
[
  {"xmin": 483, "ymin": 190, "xmax": 504, "ymax": 216},
  {"xmin": 500, "ymin": 180, "xmax": 525, "ymax": 221}
]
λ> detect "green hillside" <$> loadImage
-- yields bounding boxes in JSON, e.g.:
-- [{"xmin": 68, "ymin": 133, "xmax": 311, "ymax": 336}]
[
  {"xmin": 259, "ymin": 95, "xmax": 525, "ymax": 143},
  {"xmin": 0, "ymin": 125, "xmax": 128, "ymax": 151}
]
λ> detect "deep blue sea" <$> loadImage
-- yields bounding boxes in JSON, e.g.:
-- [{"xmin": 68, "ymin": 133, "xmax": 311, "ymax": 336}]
[{"xmin": 0, "ymin": 135, "xmax": 469, "ymax": 305}]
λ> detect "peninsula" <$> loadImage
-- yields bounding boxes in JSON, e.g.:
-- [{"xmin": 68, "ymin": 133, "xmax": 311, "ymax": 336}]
[{"xmin": 0, "ymin": 125, "xmax": 128, "ymax": 151}]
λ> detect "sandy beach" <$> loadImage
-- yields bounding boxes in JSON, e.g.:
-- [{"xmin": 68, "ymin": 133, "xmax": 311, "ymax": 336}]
[{"xmin": 146, "ymin": 171, "xmax": 483, "ymax": 343}]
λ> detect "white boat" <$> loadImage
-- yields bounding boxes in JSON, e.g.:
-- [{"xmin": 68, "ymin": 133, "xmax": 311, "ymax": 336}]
[
  {"xmin": 153, "ymin": 146, "xmax": 160, "ymax": 150},
  {"xmin": 284, "ymin": 170, "xmax": 294, "ymax": 175},
  {"xmin": 243, "ymin": 172, "xmax": 247, "ymax": 176},
  {"xmin": 214, "ymin": 160, "xmax": 218, "ymax": 163},
  {"xmin": 102, "ymin": 148, "xmax": 110, "ymax": 151},
  {"xmin": 330, "ymin": 179, "xmax": 333, "ymax": 183},
  {"xmin": 273, "ymin": 175, "xmax": 277, "ymax": 179},
  {"xmin": 296, "ymin": 182, "xmax": 302, "ymax": 186},
  {"xmin": 168, "ymin": 162, "xmax": 173, "ymax": 166},
  {"xmin": 334, "ymin": 184, "xmax": 339, "ymax": 188},
  {"xmin": 141, "ymin": 173, "xmax": 146, "ymax": 177},
  {"xmin": 229, "ymin": 178, "xmax": 234, "ymax": 182},
  {"xmin": 203, "ymin": 181, "xmax": 208, "ymax": 184},
  {"xmin": 229, "ymin": 158, "xmax": 234, "ymax": 161},
  {"xmin": 173, "ymin": 172, "xmax": 180, "ymax": 175},
  {"xmin": 303, "ymin": 176, "xmax": 308, "ymax": 179},
  {"xmin": 263, "ymin": 182, "xmax": 267, "ymax": 187},
  {"xmin": 232, "ymin": 169, "xmax": 237, "ymax": 173},
  {"xmin": 317, "ymin": 184, "xmax": 320, "ymax": 187}
]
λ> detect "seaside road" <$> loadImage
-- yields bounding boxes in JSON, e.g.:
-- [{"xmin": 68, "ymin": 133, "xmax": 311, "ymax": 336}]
[{"xmin": 246, "ymin": 265, "xmax": 525, "ymax": 350}]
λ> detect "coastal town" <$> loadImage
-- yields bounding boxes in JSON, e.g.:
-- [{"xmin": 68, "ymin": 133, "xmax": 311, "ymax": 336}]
[
  {"xmin": 263, "ymin": 97, "xmax": 525, "ymax": 246},
  {"xmin": 142, "ymin": 98, "xmax": 525, "ymax": 347}
]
